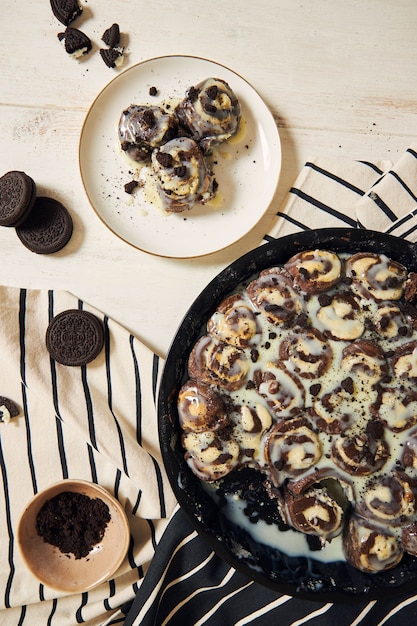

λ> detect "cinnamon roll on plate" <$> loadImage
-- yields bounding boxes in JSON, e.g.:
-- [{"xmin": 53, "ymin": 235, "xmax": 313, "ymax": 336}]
[
  {"xmin": 118, "ymin": 104, "xmax": 178, "ymax": 163},
  {"xmin": 176, "ymin": 77, "xmax": 241, "ymax": 154},
  {"xmin": 151, "ymin": 137, "xmax": 215, "ymax": 213}
]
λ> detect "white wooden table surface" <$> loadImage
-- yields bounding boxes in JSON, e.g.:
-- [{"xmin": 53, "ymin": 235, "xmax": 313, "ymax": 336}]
[{"xmin": 1, "ymin": 0, "xmax": 417, "ymax": 358}]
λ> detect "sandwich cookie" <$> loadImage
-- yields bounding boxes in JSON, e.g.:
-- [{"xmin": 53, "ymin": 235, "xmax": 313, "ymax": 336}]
[
  {"xmin": 16, "ymin": 196, "xmax": 73, "ymax": 254},
  {"xmin": 0, "ymin": 170, "xmax": 36, "ymax": 227},
  {"xmin": 46, "ymin": 309, "xmax": 105, "ymax": 366}
]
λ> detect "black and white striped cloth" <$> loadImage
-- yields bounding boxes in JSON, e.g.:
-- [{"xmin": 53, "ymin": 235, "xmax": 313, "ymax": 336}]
[
  {"xmin": 2, "ymin": 146, "xmax": 417, "ymax": 625},
  {"xmin": 0, "ymin": 287, "xmax": 176, "ymax": 624}
]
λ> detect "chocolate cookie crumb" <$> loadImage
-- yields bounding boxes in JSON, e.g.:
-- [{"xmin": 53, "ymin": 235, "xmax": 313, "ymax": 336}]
[
  {"xmin": 405, "ymin": 272, "xmax": 417, "ymax": 303},
  {"xmin": 149, "ymin": 86, "xmax": 158, "ymax": 96},
  {"xmin": 36, "ymin": 491, "xmax": 111, "ymax": 559},
  {"xmin": 156, "ymin": 151, "xmax": 174, "ymax": 168},
  {"xmin": 124, "ymin": 180, "xmax": 138, "ymax": 194}
]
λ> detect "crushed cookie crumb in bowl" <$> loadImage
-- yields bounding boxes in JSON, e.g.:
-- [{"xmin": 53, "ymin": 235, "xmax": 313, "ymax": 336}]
[{"xmin": 17, "ymin": 479, "xmax": 130, "ymax": 593}]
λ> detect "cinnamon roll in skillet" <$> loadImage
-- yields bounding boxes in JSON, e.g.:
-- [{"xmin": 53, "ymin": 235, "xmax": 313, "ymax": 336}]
[
  {"xmin": 247, "ymin": 267, "xmax": 304, "ymax": 325},
  {"xmin": 151, "ymin": 137, "xmax": 215, "ymax": 213},
  {"xmin": 263, "ymin": 416, "xmax": 322, "ymax": 487},
  {"xmin": 309, "ymin": 382, "xmax": 356, "ymax": 434},
  {"xmin": 234, "ymin": 403, "xmax": 273, "ymax": 461},
  {"xmin": 182, "ymin": 429, "xmax": 240, "ymax": 481},
  {"xmin": 402, "ymin": 428, "xmax": 417, "ymax": 473},
  {"xmin": 371, "ymin": 385, "xmax": 417, "ymax": 432},
  {"xmin": 330, "ymin": 420, "xmax": 390, "ymax": 476},
  {"xmin": 401, "ymin": 521, "xmax": 417, "ymax": 556},
  {"xmin": 341, "ymin": 339, "xmax": 388, "ymax": 385},
  {"xmin": 284, "ymin": 249, "xmax": 342, "ymax": 294},
  {"xmin": 282, "ymin": 483, "xmax": 345, "ymax": 544},
  {"xmin": 254, "ymin": 362, "xmax": 305, "ymax": 418},
  {"xmin": 314, "ymin": 291, "xmax": 364, "ymax": 341},
  {"xmin": 177, "ymin": 380, "xmax": 228, "ymax": 433},
  {"xmin": 391, "ymin": 340, "xmax": 417, "ymax": 380},
  {"xmin": 176, "ymin": 77, "xmax": 241, "ymax": 154},
  {"xmin": 345, "ymin": 252, "xmax": 407, "ymax": 301},
  {"xmin": 178, "ymin": 247, "xmax": 417, "ymax": 574},
  {"xmin": 279, "ymin": 327, "xmax": 333, "ymax": 379},
  {"xmin": 118, "ymin": 104, "xmax": 178, "ymax": 163},
  {"xmin": 188, "ymin": 334, "xmax": 248, "ymax": 391},
  {"xmin": 374, "ymin": 302, "xmax": 409, "ymax": 340},
  {"xmin": 207, "ymin": 294, "xmax": 261, "ymax": 348},
  {"xmin": 356, "ymin": 471, "xmax": 417, "ymax": 527},
  {"xmin": 343, "ymin": 514, "xmax": 403, "ymax": 573}
]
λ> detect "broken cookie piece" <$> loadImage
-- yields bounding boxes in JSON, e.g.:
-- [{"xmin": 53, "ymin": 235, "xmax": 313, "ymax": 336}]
[
  {"xmin": 0, "ymin": 397, "xmax": 20, "ymax": 424},
  {"xmin": 99, "ymin": 47, "xmax": 124, "ymax": 69},
  {"xmin": 124, "ymin": 180, "xmax": 138, "ymax": 194},
  {"xmin": 102, "ymin": 23, "xmax": 120, "ymax": 48},
  {"xmin": 50, "ymin": 0, "xmax": 82, "ymax": 26},
  {"xmin": 58, "ymin": 27, "xmax": 92, "ymax": 59}
]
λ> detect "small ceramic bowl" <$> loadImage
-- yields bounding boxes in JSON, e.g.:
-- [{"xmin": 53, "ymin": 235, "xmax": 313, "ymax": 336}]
[{"xmin": 17, "ymin": 479, "xmax": 130, "ymax": 593}]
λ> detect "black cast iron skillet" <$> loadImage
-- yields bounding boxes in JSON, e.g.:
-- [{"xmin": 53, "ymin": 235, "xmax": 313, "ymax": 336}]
[{"xmin": 158, "ymin": 228, "xmax": 417, "ymax": 602}]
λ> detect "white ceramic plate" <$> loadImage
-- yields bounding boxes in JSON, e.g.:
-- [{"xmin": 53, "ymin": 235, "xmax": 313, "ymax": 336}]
[{"xmin": 79, "ymin": 55, "xmax": 281, "ymax": 258}]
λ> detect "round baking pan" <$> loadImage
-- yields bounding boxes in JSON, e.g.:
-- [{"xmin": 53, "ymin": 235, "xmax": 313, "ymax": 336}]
[{"xmin": 158, "ymin": 228, "xmax": 417, "ymax": 602}]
